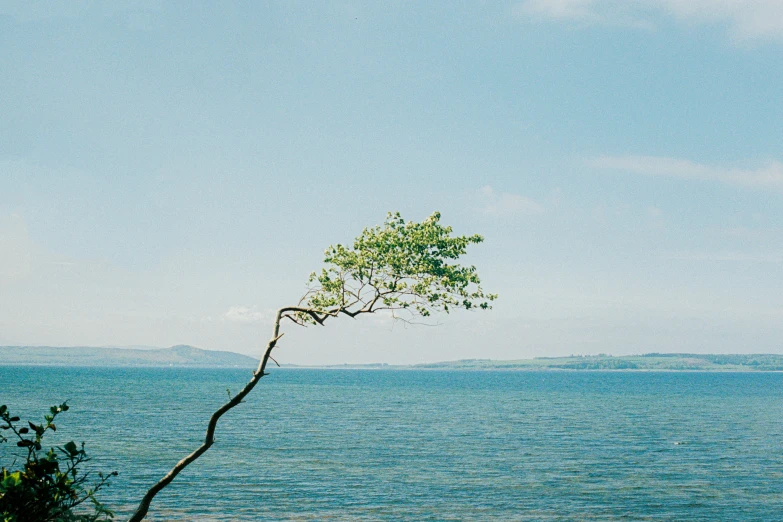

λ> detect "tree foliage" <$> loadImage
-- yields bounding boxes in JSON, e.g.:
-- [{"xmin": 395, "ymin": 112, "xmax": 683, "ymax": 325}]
[
  {"xmin": 290, "ymin": 211, "xmax": 496, "ymax": 324},
  {"xmin": 0, "ymin": 403, "xmax": 116, "ymax": 522}
]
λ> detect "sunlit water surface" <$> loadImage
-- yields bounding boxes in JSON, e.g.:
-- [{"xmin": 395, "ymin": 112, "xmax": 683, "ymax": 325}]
[{"xmin": 2, "ymin": 367, "xmax": 782, "ymax": 520}]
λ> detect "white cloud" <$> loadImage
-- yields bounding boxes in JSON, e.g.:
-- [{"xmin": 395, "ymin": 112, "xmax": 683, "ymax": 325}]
[
  {"xmin": 480, "ymin": 186, "xmax": 545, "ymax": 216},
  {"xmin": 517, "ymin": 0, "xmax": 783, "ymax": 40},
  {"xmin": 519, "ymin": 0, "xmax": 599, "ymax": 20},
  {"xmin": 517, "ymin": 0, "xmax": 654, "ymax": 29},
  {"xmin": 590, "ymin": 155, "xmax": 783, "ymax": 189},
  {"xmin": 659, "ymin": 0, "xmax": 783, "ymax": 40},
  {"xmin": 221, "ymin": 306, "xmax": 268, "ymax": 325}
]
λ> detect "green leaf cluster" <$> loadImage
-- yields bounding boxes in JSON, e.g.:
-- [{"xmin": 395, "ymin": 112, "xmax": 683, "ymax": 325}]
[
  {"xmin": 294, "ymin": 212, "xmax": 496, "ymax": 324},
  {"xmin": 0, "ymin": 403, "xmax": 117, "ymax": 522}
]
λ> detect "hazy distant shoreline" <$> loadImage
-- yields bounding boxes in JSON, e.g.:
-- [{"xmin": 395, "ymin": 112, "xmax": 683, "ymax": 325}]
[
  {"xmin": 2, "ymin": 346, "xmax": 783, "ymax": 371},
  {"xmin": 0, "ymin": 345, "xmax": 258, "ymax": 368}
]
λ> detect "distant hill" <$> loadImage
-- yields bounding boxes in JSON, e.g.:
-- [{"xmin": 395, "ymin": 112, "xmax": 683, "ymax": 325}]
[
  {"xmin": 0, "ymin": 345, "xmax": 258, "ymax": 368},
  {"xmin": 290, "ymin": 353, "xmax": 783, "ymax": 371},
  {"xmin": 411, "ymin": 353, "xmax": 783, "ymax": 371},
  {"xmin": 279, "ymin": 354, "xmax": 783, "ymax": 371}
]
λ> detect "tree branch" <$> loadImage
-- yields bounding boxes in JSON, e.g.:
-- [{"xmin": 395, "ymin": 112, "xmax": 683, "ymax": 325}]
[
  {"xmin": 125, "ymin": 211, "xmax": 494, "ymax": 520},
  {"xmin": 126, "ymin": 310, "xmax": 288, "ymax": 522}
]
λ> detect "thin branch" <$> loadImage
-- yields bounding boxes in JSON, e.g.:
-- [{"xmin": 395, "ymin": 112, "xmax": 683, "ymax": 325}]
[{"xmin": 127, "ymin": 309, "xmax": 288, "ymax": 522}]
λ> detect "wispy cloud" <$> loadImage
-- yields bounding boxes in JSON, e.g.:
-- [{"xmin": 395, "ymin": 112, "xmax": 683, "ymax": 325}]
[
  {"xmin": 0, "ymin": 1, "xmax": 163, "ymax": 23},
  {"xmin": 660, "ymin": 251, "xmax": 783, "ymax": 263},
  {"xmin": 519, "ymin": 0, "xmax": 598, "ymax": 20},
  {"xmin": 221, "ymin": 306, "xmax": 268, "ymax": 324},
  {"xmin": 517, "ymin": 0, "xmax": 654, "ymax": 29},
  {"xmin": 590, "ymin": 155, "xmax": 783, "ymax": 189},
  {"xmin": 480, "ymin": 186, "xmax": 545, "ymax": 216},
  {"xmin": 0, "ymin": 214, "xmax": 33, "ymax": 284},
  {"xmin": 719, "ymin": 226, "xmax": 769, "ymax": 241},
  {"xmin": 517, "ymin": 0, "xmax": 783, "ymax": 41}
]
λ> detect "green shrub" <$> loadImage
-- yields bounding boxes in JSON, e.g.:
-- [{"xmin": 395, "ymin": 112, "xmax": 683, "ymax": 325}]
[{"xmin": 0, "ymin": 403, "xmax": 116, "ymax": 522}]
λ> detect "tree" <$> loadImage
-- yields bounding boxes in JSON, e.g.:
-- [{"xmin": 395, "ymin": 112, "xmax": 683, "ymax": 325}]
[
  {"xmin": 128, "ymin": 211, "xmax": 496, "ymax": 521},
  {"xmin": 0, "ymin": 403, "xmax": 117, "ymax": 522}
]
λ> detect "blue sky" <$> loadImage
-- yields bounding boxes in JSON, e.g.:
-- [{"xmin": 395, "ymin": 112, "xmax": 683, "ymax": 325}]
[{"xmin": 1, "ymin": 1, "xmax": 782, "ymax": 364}]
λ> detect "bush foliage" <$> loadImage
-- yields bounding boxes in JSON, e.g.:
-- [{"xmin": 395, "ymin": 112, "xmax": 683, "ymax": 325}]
[{"xmin": 0, "ymin": 403, "xmax": 116, "ymax": 522}]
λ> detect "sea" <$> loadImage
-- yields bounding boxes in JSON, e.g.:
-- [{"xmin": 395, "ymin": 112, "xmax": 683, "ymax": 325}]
[{"xmin": 1, "ymin": 367, "xmax": 782, "ymax": 521}]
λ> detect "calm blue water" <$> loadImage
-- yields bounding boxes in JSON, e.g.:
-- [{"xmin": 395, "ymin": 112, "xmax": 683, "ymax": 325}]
[{"xmin": 1, "ymin": 367, "xmax": 782, "ymax": 521}]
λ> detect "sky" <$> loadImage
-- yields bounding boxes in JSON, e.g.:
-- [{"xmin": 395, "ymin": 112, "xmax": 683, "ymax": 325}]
[{"xmin": 1, "ymin": 1, "xmax": 782, "ymax": 364}]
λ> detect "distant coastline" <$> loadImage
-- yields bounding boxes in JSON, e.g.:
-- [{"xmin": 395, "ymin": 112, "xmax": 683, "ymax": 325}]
[
  {"xmin": 3, "ymin": 346, "xmax": 781, "ymax": 371},
  {"xmin": 0, "ymin": 345, "xmax": 258, "ymax": 368},
  {"xmin": 286, "ymin": 353, "xmax": 783, "ymax": 371}
]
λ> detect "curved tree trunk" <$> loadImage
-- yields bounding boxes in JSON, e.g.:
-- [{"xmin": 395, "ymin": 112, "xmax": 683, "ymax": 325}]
[
  {"xmin": 124, "ymin": 211, "xmax": 493, "ymax": 520},
  {"xmin": 126, "ymin": 308, "xmax": 287, "ymax": 522}
]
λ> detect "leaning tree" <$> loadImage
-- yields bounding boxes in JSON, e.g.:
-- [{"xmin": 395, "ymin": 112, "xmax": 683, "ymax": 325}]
[{"xmin": 128, "ymin": 211, "xmax": 496, "ymax": 521}]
